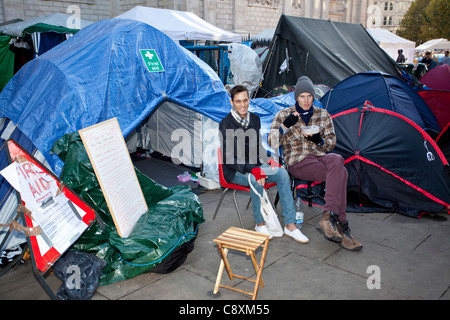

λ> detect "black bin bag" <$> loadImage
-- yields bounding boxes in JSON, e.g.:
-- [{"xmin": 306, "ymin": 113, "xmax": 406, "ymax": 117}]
[{"xmin": 53, "ymin": 250, "xmax": 106, "ymax": 300}]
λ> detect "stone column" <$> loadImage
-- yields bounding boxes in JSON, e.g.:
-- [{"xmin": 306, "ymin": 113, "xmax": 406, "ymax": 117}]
[
  {"xmin": 312, "ymin": 0, "xmax": 321, "ymax": 19},
  {"xmin": 3, "ymin": 0, "xmax": 24, "ymax": 21},
  {"xmin": 186, "ymin": 0, "xmax": 201, "ymax": 16},
  {"xmin": 110, "ymin": 0, "xmax": 120, "ymax": 18},
  {"xmin": 203, "ymin": 0, "xmax": 216, "ymax": 23},
  {"xmin": 232, "ymin": 0, "xmax": 247, "ymax": 34},
  {"xmin": 322, "ymin": 0, "xmax": 330, "ymax": 19},
  {"xmin": 360, "ymin": 0, "xmax": 368, "ymax": 27},
  {"xmin": 146, "ymin": 0, "xmax": 160, "ymax": 7},
  {"xmin": 304, "ymin": 0, "xmax": 313, "ymax": 18}
]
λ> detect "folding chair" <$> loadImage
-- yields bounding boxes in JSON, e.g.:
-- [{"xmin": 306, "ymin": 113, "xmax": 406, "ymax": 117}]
[
  {"xmin": 213, "ymin": 147, "xmax": 277, "ymax": 228},
  {"xmin": 213, "ymin": 227, "xmax": 270, "ymax": 300},
  {"xmin": 275, "ymin": 145, "xmax": 325, "ymax": 208}
]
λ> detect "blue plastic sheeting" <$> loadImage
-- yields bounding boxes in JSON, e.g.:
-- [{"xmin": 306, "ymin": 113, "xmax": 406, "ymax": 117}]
[
  {"xmin": 0, "ymin": 18, "xmax": 230, "ymax": 175},
  {"xmin": 249, "ymin": 91, "xmax": 323, "ymax": 154},
  {"xmin": 320, "ymin": 71, "xmax": 441, "ymax": 134},
  {"xmin": 0, "ymin": 118, "xmax": 35, "ymax": 248},
  {"xmin": 250, "ymin": 91, "xmax": 323, "ymax": 133}
]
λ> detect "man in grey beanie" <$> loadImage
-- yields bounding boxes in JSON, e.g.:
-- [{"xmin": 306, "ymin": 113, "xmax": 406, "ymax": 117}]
[{"xmin": 268, "ymin": 76, "xmax": 362, "ymax": 251}]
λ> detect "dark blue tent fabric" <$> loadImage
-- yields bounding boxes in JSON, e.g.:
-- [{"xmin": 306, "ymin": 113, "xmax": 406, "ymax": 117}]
[
  {"xmin": 34, "ymin": 31, "xmax": 66, "ymax": 56},
  {"xmin": 320, "ymin": 71, "xmax": 441, "ymax": 134},
  {"xmin": 0, "ymin": 18, "xmax": 231, "ymax": 175}
]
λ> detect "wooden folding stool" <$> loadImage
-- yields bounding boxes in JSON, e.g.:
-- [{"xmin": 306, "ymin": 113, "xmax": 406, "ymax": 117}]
[{"xmin": 213, "ymin": 227, "xmax": 270, "ymax": 300}]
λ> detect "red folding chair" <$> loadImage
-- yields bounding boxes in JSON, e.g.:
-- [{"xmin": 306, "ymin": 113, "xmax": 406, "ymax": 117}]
[{"xmin": 213, "ymin": 147, "xmax": 277, "ymax": 228}]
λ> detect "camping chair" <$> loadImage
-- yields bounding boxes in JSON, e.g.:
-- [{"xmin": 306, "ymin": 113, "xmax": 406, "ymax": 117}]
[
  {"xmin": 276, "ymin": 145, "xmax": 325, "ymax": 208},
  {"xmin": 293, "ymin": 179, "xmax": 326, "ymax": 207},
  {"xmin": 213, "ymin": 147, "xmax": 277, "ymax": 229}
]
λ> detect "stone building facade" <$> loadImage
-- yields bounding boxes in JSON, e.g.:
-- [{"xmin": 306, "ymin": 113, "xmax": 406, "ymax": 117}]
[
  {"xmin": 0, "ymin": 0, "xmax": 413, "ymax": 37},
  {"xmin": 367, "ymin": 0, "xmax": 412, "ymax": 32}
]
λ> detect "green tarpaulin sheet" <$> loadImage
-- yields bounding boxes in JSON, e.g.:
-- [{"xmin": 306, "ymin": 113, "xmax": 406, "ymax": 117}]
[
  {"xmin": 52, "ymin": 132, "xmax": 204, "ymax": 285},
  {"xmin": 23, "ymin": 23, "xmax": 79, "ymax": 35}
]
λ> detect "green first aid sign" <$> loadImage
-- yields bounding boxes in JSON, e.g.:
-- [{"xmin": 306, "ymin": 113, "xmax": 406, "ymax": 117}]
[{"xmin": 140, "ymin": 49, "xmax": 165, "ymax": 73}]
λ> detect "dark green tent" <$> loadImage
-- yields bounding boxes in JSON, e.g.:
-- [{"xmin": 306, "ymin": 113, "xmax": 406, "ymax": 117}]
[
  {"xmin": 255, "ymin": 15, "xmax": 402, "ymax": 97},
  {"xmin": 0, "ymin": 35, "xmax": 14, "ymax": 92}
]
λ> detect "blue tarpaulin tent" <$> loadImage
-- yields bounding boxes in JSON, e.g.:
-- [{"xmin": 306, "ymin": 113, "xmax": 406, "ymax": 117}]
[
  {"xmin": 0, "ymin": 18, "xmax": 300, "ymax": 215},
  {"xmin": 0, "ymin": 18, "xmax": 238, "ymax": 281},
  {"xmin": 0, "ymin": 19, "xmax": 300, "ymax": 275},
  {"xmin": 0, "ymin": 18, "xmax": 232, "ymax": 176}
]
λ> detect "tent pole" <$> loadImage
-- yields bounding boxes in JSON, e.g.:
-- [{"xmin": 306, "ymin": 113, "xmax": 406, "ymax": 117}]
[{"xmin": 253, "ymin": 35, "xmax": 278, "ymax": 99}]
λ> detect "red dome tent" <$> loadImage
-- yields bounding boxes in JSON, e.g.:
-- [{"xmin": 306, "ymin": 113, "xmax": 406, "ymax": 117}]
[
  {"xmin": 417, "ymin": 65, "xmax": 450, "ymax": 132},
  {"xmin": 418, "ymin": 90, "xmax": 450, "ymax": 130},
  {"xmin": 420, "ymin": 64, "xmax": 450, "ymax": 91}
]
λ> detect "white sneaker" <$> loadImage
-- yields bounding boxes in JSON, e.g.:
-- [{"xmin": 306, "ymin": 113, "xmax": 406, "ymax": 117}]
[
  {"xmin": 284, "ymin": 226, "xmax": 309, "ymax": 243},
  {"xmin": 255, "ymin": 225, "xmax": 274, "ymax": 239}
]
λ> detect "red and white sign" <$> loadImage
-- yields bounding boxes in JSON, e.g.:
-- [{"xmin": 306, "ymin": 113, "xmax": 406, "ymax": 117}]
[{"xmin": 1, "ymin": 139, "xmax": 97, "ymax": 273}]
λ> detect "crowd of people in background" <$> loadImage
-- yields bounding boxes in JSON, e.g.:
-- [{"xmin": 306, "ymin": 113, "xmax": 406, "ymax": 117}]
[{"xmin": 415, "ymin": 50, "xmax": 450, "ymax": 69}]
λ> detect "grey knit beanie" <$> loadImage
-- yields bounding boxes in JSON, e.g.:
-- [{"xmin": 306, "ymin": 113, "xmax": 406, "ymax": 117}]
[{"xmin": 294, "ymin": 76, "xmax": 315, "ymax": 100}]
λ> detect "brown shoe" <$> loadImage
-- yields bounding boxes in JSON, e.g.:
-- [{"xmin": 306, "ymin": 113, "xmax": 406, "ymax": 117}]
[
  {"xmin": 337, "ymin": 222, "xmax": 363, "ymax": 251},
  {"xmin": 316, "ymin": 211, "xmax": 342, "ymax": 243}
]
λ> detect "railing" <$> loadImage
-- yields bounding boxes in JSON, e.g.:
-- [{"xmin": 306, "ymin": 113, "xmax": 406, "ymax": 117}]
[{"xmin": 184, "ymin": 45, "xmax": 230, "ymax": 85}]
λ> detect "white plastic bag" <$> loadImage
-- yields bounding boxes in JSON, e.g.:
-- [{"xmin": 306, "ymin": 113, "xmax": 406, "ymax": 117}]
[{"xmin": 248, "ymin": 175, "xmax": 283, "ymax": 237}]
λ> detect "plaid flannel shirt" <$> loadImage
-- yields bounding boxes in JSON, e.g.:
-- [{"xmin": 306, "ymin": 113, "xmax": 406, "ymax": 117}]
[{"xmin": 268, "ymin": 105, "xmax": 336, "ymax": 168}]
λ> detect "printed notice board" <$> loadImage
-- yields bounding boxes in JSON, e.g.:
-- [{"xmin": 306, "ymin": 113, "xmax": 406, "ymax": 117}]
[
  {"xmin": 79, "ymin": 118, "xmax": 148, "ymax": 238},
  {"xmin": 1, "ymin": 139, "xmax": 97, "ymax": 273}
]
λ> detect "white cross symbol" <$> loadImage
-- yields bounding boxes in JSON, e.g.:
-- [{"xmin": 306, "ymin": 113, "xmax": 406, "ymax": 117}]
[{"xmin": 145, "ymin": 51, "xmax": 153, "ymax": 59}]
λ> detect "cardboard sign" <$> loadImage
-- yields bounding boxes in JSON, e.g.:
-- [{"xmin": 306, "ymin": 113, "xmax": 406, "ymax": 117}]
[
  {"xmin": 79, "ymin": 118, "xmax": 148, "ymax": 238},
  {"xmin": 1, "ymin": 139, "xmax": 97, "ymax": 273}
]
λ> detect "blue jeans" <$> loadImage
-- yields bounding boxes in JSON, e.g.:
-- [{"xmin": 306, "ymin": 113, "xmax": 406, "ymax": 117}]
[{"xmin": 231, "ymin": 164, "xmax": 296, "ymax": 226}]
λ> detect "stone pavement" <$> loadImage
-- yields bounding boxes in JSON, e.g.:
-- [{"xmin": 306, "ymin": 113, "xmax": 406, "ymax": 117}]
[{"xmin": 0, "ymin": 185, "xmax": 449, "ymax": 302}]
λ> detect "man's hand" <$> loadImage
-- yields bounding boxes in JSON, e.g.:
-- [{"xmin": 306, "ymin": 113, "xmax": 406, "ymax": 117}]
[
  {"xmin": 282, "ymin": 113, "xmax": 299, "ymax": 128},
  {"xmin": 251, "ymin": 167, "xmax": 267, "ymax": 186},
  {"xmin": 304, "ymin": 132, "xmax": 323, "ymax": 145},
  {"xmin": 256, "ymin": 177, "xmax": 265, "ymax": 186}
]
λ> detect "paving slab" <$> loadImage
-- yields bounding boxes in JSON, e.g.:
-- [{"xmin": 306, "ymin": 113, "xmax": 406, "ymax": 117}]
[{"xmin": 0, "ymin": 183, "xmax": 449, "ymax": 303}]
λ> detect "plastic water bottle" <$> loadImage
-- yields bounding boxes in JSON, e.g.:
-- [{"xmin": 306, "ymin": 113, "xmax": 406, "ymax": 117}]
[{"xmin": 295, "ymin": 195, "xmax": 304, "ymax": 228}]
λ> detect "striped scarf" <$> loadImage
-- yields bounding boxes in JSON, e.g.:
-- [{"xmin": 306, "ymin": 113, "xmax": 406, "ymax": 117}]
[{"xmin": 231, "ymin": 107, "xmax": 250, "ymax": 129}]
